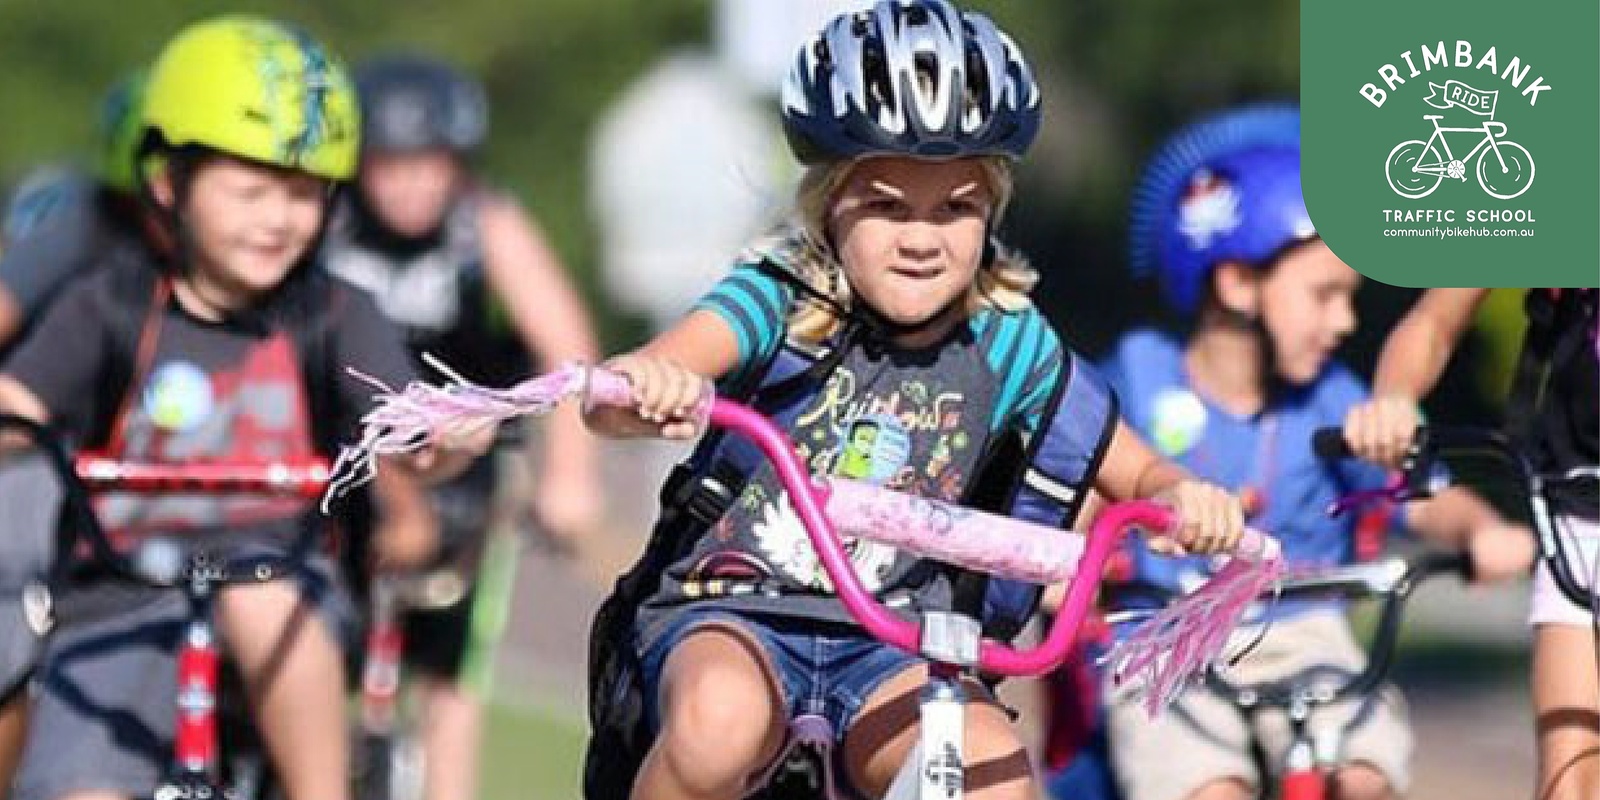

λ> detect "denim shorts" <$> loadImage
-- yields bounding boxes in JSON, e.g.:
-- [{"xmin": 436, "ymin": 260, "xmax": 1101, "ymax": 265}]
[{"xmin": 638, "ymin": 607, "xmax": 921, "ymax": 751}]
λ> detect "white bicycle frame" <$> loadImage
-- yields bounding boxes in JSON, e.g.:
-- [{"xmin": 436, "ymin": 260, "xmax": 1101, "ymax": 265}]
[
  {"xmin": 881, "ymin": 613, "xmax": 982, "ymax": 800},
  {"xmin": 1410, "ymin": 115, "xmax": 1516, "ymax": 176}
]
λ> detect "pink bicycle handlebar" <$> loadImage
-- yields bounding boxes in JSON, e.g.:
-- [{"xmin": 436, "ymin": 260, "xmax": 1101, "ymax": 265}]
[{"xmin": 586, "ymin": 369, "xmax": 1269, "ymax": 678}]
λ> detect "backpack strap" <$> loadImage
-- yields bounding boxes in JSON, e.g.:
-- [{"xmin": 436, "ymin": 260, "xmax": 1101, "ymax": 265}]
[
  {"xmin": 979, "ymin": 349, "xmax": 1119, "ymax": 641},
  {"xmin": 288, "ymin": 272, "xmax": 344, "ymax": 459},
  {"xmin": 91, "ymin": 264, "xmax": 168, "ymax": 452},
  {"xmin": 1507, "ymin": 288, "xmax": 1593, "ymax": 443}
]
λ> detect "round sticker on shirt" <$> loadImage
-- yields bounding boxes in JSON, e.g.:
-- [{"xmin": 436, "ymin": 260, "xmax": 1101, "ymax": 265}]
[
  {"xmin": 1150, "ymin": 388, "xmax": 1207, "ymax": 457},
  {"xmin": 142, "ymin": 361, "xmax": 214, "ymax": 432}
]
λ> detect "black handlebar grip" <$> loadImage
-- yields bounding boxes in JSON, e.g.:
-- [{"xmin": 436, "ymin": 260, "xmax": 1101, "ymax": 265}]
[
  {"xmin": 1413, "ymin": 550, "xmax": 1475, "ymax": 584},
  {"xmin": 1313, "ymin": 427, "xmax": 1354, "ymax": 460}
]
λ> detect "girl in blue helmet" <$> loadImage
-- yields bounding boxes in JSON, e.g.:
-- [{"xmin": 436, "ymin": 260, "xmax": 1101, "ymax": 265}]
[
  {"xmin": 1093, "ymin": 104, "xmax": 1533, "ymax": 800},
  {"xmin": 580, "ymin": 3, "xmax": 1254, "ymax": 799}
]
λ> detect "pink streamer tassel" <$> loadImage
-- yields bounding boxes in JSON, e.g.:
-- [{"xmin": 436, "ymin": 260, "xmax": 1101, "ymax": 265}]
[
  {"xmin": 1104, "ymin": 551, "xmax": 1286, "ymax": 718},
  {"xmin": 322, "ymin": 359, "xmax": 596, "ymax": 511}
]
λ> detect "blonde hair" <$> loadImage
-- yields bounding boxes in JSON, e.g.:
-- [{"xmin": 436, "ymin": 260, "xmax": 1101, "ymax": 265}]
[{"xmin": 748, "ymin": 156, "xmax": 1039, "ymax": 344}]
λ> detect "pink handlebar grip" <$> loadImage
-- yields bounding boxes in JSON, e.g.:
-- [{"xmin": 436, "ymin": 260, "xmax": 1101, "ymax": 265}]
[
  {"xmin": 583, "ymin": 367, "xmax": 714, "ymax": 431},
  {"xmin": 584, "ymin": 369, "xmax": 636, "ymax": 408}
]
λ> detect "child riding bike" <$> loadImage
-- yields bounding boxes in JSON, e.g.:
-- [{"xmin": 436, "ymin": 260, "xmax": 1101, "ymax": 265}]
[
  {"xmin": 1091, "ymin": 103, "xmax": 1533, "ymax": 800},
  {"xmin": 322, "ymin": 51, "xmax": 604, "ymax": 800},
  {"xmin": 579, "ymin": 4, "xmax": 1253, "ymax": 799},
  {"xmin": 1340, "ymin": 286, "xmax": 1598, "ymax": 800},
  {"xmin": 0, "ymin": 16, "xmax": 488, "ymax": 800}
]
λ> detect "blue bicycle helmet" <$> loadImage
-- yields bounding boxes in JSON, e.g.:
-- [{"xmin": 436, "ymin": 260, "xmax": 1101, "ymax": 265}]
[
  {"xmin": 1128, "ymin": 104, "xmax": 1313, "ymax": 316},
  {"xmin": 780, "ymin": 0, "xmax": 1041, "ymax": 164},
  {"xmin": 355, "ymin": 53, "xmax": 487, "ymax": 155}
]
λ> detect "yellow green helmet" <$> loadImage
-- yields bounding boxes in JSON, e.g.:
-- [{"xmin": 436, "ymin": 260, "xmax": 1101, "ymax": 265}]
[
  {"xmin": 95, "ymin": 70, "xmax": 147, "ymax": 193},
  {"xmin": 142, "ymin": 15, "xmax": 360, "ymax": 181}
]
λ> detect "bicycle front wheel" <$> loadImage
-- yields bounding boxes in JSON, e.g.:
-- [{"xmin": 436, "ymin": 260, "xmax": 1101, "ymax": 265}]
[
  {"xmin": 1386, "ymin": 140, "xmax": 1444, "ymax": 199},
  {"xmin": 1477, "ymin": 141, "xmax": 1535, "ymax": 200}
]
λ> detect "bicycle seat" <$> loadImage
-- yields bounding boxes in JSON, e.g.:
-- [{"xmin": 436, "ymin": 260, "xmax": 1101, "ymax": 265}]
[
  {"xmin": 750, "ymin": 714, "xmax": 844, "ymax": 800},
  {"xmin": 1423, "ymin": 115, "xmax": 1444, "ymax": 121}
]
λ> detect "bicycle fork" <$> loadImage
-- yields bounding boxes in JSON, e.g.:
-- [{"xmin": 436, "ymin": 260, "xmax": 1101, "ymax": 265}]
[
  {"xmin": 160, "ymin": 570, "xmax": 223, "ymax": 800},
  {"xmin": 1279, "ymin": 712, "xmax": 1322, "ymax": 800},
  {"xmin": 1279, "ymin": 698, "xmax": 1345, "ymax": 800},
  {"xmin": 360, "ymin": 580, "xmax": 405, "ymax": 735}
]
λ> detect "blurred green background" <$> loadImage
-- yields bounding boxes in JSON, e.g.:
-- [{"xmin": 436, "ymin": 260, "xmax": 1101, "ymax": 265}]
[{"xmin": 0, "ymin": 0, "xmax": 1525, "ymax": 421}]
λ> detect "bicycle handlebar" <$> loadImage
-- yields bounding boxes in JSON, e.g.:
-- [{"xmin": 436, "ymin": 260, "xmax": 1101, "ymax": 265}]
[
  {"xmin": 1221, "ymin": 550, "xmax": 1470, "ymax": 711},
  {"xmin": 1313, "ymin": 425, "xmax": 1596, "ymax": 609},
  {"xmin": 75, "ymin": 453, "xmax": 331, "ymax": 499},
  {"xmin": 0, "ymin": 414, "xmax": 328, "ymax": 589},
  {"xmin": 586, "ymin": 370, "xmax": 1273, "ymax": 678}
]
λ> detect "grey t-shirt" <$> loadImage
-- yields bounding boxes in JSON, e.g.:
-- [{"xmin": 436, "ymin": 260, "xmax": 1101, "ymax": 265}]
[{"xmin": 2, "ymin": 261, "xmax": 416, "ymax": 549}]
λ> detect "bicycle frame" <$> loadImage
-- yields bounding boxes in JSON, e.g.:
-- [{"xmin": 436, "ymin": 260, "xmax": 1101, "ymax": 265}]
[
  {"xmin": 0, "ymin": 414, "xmax": 329, "ymax": 800},
  {"xmin": 1410, "ymin": 117, "xmax": 1517, "ymax": 177}
]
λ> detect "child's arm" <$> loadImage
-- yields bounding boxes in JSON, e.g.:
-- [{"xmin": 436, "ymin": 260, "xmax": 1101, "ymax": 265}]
[
  {"xmin": 477, "ymin": 195, "xmax": 604, "ymax": 539},
  {"xmin": 367, "ymin": 466, "xmax": 440, "ymax": 572},
  {"xmin": 1404, "ymin": 487, "xmax": 1535, "ymax": 583},
  {"xmin": 584, "ymin": 310, "xmax": 743, "ymax": 441},
  {"xmin": 1092, "ymin": 419, "xmax": 1244, "ymax": 556},
  {"xmin": 1343, "ymin": 288, "xmax": 1491, "ymax": 467},
  {"xmin": 0, "ymin": 375, "xmax": 48, "ymax": 424}
]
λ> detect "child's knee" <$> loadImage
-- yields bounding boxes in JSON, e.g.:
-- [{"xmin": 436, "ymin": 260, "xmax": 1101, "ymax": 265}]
[
  {"xmin": 655, "ymin": 654, "xmax": 783, "ymax": 791},
  {"xmin": 661, "ymin": 666, "xmax": 779, "ymax": 749},
  {"xmin": 1330, "ymin": 763, "xmax": 1395, "ymax": 800},
  {"xmin": 218, "ymin": 582, "xmax": 343, "ymax": 690}
]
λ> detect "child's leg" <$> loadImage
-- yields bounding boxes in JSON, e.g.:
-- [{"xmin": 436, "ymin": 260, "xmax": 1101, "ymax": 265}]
[
  {"xmin": 1103, "ymin": 676, "xmax": 1254, "ymax": 800},
  {"xmin": 636, "ymin": 621, "xmax": 787, "ymax": 800},
  {"xmin": 13, "ymin": 590, "xmax": 186, "ymax": 800},
  {"xmin": 1532, "ymin": 623, "xmax": 1599, "ymax": 800},
  {"xmin": 400, "ymin": 581, "xmax": 485, "ymax": 800},
  {"xmin": 0, "ymin": 694, "xmax": 28, "ymax": 789},
  {"xmin": 218, "ymin": 579, "xmax": 349, "ymax": 800},
  {"xmin": 841, "ymin": 664, "xmax": 1036, "ymax": 800},
  {"xmin": 415, "ymin": 675, "xmax": 482, "ymax": 800},
  {"xmin": 1529, "ymin": 517, "xmax": 1600, "ymax": 800}
]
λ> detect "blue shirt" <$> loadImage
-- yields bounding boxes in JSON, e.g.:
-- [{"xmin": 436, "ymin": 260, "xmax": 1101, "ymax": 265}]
[{"xmin": 1102, "ymin": 328, "xmax": 1390, "ymax": 622}]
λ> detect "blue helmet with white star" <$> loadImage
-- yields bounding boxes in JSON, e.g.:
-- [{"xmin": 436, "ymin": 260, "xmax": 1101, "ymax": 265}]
[{"xmin": 1128, "ymin": 104, "xmax": 1313, "ymax": 316}]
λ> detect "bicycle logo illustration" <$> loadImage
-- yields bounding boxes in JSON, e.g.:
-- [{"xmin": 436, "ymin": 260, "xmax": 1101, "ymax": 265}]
[{"xmin": 1384, "ymin": 79, "xmax": 1535, "ymax": 200}]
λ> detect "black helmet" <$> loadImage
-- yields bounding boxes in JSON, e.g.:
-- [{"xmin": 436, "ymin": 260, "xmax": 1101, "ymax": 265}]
[
  {"xmin": 355, "ymin": 53, "xmax": 488, "ymax": 154},
  {"xmin": 780, "ymin": 0, "xmax": 1040, "ymax": 164}
]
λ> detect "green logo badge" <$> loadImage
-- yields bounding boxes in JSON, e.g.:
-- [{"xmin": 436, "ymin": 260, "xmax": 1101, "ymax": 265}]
[{"xmin": 1303, "ymin": 0, "xmax": 1598, "ymax": 287}]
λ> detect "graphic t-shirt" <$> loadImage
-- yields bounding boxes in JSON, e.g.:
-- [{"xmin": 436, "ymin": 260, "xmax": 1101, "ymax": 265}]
[
  {"xmin": 638, "ymin": 260, "xmax": 1079, "ymax": 639},
  {"xmin": 2, "ymin": 262, "xmax": 415, "ymax": 551}
]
